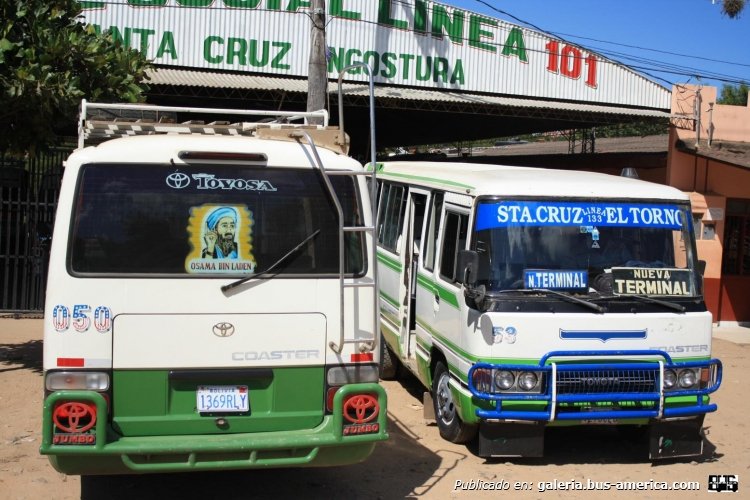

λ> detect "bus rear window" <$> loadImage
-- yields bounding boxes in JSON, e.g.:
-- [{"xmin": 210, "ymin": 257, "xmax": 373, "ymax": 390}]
[{"xmin": 69, "ymin": 164, "xmax": 364, "ymax": 276}]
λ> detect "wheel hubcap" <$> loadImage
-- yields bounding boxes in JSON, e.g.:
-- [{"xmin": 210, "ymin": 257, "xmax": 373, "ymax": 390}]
[{"xmin": 436, "ymin": 373, "xmax": 455, "ymax": 424}]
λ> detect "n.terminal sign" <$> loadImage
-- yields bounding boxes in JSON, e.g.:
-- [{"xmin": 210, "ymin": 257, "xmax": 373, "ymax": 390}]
[{"xmin": 80, "ymin": 0, "xmax": 670, "ymax": 109}]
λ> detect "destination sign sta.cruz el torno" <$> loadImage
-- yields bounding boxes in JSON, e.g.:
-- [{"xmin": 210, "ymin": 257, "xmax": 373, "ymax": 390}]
[{"xmin": 80, "ymin": 0, "xmax": 670, "ymax": 107}]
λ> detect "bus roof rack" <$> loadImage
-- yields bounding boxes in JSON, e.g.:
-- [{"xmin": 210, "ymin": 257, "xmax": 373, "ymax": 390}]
[{"xmin": 77, "ymin": 100, "xmax": 350, "ymax": 154}]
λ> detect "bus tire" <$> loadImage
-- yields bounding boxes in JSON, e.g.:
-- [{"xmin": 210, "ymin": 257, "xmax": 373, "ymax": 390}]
[
  {"xmin": 379, "ymin": 334, "xmax": 398, "ymax": 380},
  {"xmin": 432, "ymin": 361, "xmax": 477, "ymax": 443}
]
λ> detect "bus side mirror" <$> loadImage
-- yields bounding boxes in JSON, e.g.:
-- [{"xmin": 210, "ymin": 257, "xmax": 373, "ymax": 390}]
[
  {"xmin": 457, "ymin": 250, "xmax": 479, "ymax": 286},
  {"xmin": 697, "ymin": 259, "xmax": 706, "ymax": 276}
]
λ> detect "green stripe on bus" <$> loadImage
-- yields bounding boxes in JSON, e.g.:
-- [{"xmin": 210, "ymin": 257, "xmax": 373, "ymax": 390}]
[
  {"xmin": 379, "ymin": 290, "xmax": 399, "ymax": 309},
  {"xmin": 377, "ymin": 252, "xmax": 402, "ymax": 273},
  {"xmin": 416, "ymin": 273, "xmax": 459, "ymax": 308},
  {"xmin": 417, "ymin": 316, "xmax": 712, "ymax": 369},
  {"xmin": 371, "ymin": 167, "xmax": 475, "ymax": 191},
  {"xmin": 380, "ymin": 321, "xmax": 402, "ymax": 356}
]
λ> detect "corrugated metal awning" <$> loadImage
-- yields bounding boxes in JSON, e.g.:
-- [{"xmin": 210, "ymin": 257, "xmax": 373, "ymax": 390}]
[{"xmin": 148, "ymin": 68, "xmax": 672, "ymax": 120}]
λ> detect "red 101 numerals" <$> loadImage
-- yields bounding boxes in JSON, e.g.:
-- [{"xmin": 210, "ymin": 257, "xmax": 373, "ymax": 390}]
[{"xmin": 545, "ymin": 40, "xmax": 598, "ymax": 88}]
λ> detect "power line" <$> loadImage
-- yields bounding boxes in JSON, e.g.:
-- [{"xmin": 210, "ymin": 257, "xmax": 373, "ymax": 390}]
[
  {"xmin": 471, "ymin": 0, "xmax": 749, "ymax": 86},
  {"xmin": 555, "ymin": 32, "xmax": 750, "ymax": 69}
]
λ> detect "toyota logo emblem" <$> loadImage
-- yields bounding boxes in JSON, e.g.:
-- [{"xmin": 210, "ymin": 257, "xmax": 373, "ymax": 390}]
[
  {"xmin": 213, "ymin": 322, "xmax": 235, "ymax": 337},
  {"xmin": 343, "ymin": 394, "xmax": 379, "ymax": 424},
  {"xmin": 166, "ymin": 172, "xmax": 190, "ymax": 189},
  {"xmin": 52, "ymin": 402, "xmax": 97, "ymax": 433}
]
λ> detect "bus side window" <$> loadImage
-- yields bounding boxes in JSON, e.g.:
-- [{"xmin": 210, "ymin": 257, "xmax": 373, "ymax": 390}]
[
  {"xmin": 439, "ymin": 210, "xmax": 469, "ymax": 284},
  {"xmin": 411, "ymin": 193, "xmax": 427, "ymax": 253},
  {"xmin": 423, "ymin": 192, "xmax": 443, "ymax": 271},
  {"xmin": 377, "ymin": 183, "xmax": 407, "ymax": 254}
]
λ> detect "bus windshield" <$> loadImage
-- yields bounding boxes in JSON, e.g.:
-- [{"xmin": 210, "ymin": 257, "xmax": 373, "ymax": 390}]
[{"xmin": 472, "ymin": 199, "xmax": 699, "ymax": 297}]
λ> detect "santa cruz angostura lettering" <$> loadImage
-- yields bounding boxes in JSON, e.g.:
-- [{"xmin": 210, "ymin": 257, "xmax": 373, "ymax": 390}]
[{"xmin": 192, "ymin": 174, "xmax": 277, "ymax": 191}]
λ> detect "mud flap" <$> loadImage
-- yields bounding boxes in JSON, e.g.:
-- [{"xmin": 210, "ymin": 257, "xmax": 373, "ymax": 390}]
[
  {"xmin": 478, "ymin": 422, "xmax": 545, "ymax": 458},
  {"xmin": 423, "ymin": 392, "xmax": 435, "ymax": 422},
  {"xmin": 649, "ymin": 416, "xmax": 705, "ymax": 460}
]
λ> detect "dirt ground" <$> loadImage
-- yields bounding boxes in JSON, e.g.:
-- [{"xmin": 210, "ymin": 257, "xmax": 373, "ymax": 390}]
[{"xmin": 1, "ymin": 317, "xmax": 747, "ymax": 499}]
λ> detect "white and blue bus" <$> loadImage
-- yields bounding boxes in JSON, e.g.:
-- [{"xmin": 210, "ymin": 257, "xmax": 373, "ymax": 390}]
[{"xmin": 373, "ymin": 160, "xmax": 721, "ymax": 459}]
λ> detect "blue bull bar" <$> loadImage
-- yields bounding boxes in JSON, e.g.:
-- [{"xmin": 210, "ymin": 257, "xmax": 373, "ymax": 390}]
[{"xmin": 467, "ymin": 350, "xmax": 722, "ymax": 422}]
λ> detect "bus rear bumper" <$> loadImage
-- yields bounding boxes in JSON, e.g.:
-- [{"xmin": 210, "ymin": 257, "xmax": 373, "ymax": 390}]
[{"xmin": 40, "ymin": 384, "xmax": 388, "ymax": 475}]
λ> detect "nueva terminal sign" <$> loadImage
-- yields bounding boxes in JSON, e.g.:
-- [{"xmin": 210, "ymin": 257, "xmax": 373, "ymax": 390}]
[{"xmin": 80, "ymin": 0, "xmax": 670, "ymax": 109}]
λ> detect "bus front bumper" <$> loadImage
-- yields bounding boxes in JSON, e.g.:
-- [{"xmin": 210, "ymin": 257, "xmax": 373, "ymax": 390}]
[{"xmin": 468, "ymin": 350, "xmax": 722, "ymax": 422}]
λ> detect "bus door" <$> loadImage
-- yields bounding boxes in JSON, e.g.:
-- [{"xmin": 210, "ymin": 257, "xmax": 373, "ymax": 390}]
[{"xmin": 399, "ymin": 190, "xmax": 428, "ymax": 360}]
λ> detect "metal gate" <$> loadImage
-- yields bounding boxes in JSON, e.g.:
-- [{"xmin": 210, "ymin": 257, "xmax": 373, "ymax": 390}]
[{"xmin": 1, "ymin": 148, "xmax": 70, "ymax": 313}]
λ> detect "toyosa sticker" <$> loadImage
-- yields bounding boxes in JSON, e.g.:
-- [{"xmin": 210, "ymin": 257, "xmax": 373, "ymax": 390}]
[
  {"xmin": 185, "ymin": 204, "xmax": 257, "ymax": 274},
  {"xmin": 476, "ymin": 201, "xmax": 685, "ymax": 231},
  {"xmin": 165, "ymin": 172, "xmax": 277, "ymax": 192}
]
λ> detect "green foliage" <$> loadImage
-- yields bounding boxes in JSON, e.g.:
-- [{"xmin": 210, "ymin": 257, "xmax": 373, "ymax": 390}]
[
  {"xmin": 717, "ymin": 83, "xmax": 749, "ymax": 106},
  {"xmin": 593, "ymin": 119, "xmax": 669, "ymax": 138},
  {"xmin": 722, "ymin": 0, "xmax": 745, "ymax": 19},
  {"xmin": 0, "ymin": 0, "xmax": 151, "ymax": 154}
]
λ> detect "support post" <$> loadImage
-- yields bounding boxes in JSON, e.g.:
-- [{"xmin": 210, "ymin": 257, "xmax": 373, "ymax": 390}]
[{"xmin": 307, "ymin": 0, "xmax": 327, "ymax": 125}]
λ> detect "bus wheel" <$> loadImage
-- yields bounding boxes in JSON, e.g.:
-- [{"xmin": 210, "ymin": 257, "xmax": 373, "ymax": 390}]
[
  {"xmin": 432, "ymin": 361, "xmax": 477, "ymax": 443},
  {"xmin": 379, "ymin": 334, "xmax": 398, "ymax": 380}
]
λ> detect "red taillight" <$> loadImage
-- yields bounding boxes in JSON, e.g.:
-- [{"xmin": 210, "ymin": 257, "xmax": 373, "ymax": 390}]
[
  {"xmin": 178, "ymin": 151, "xmax": 268, "ymax": 162},
  {"xmin": 326, "ymin": 387, "xmax": 338, "ymax": 412}
]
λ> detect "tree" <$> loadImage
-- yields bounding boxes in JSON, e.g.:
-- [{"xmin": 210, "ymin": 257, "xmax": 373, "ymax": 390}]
[
  {"xmin": 0, "ymin": 0, "xmax": 151, "ymax": 154},
  {"xmin": 722, "ymin": 0, "xmax": 746, "ymax": 18},
  {"xmin": 717, "ymin": 83, "xmax": 749, "ymax": 106}
]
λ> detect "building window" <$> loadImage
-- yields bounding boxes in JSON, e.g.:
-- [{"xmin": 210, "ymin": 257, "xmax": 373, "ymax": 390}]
[
  {"xmin": 693, "ymin": 214, "xmax": 703, "ymax": 239},
  {"xmin": 722, "ymin": 199, "xmax": 750, "ymax": 275}
]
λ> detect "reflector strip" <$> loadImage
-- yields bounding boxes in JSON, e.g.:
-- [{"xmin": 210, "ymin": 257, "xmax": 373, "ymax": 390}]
[
  {"xmin": 351, "ymin": 353, "xmax": 374, "ymax": 362},
  {"xmin": 57, "ymin": 358, "xmax": 85, "ymax": 367}
]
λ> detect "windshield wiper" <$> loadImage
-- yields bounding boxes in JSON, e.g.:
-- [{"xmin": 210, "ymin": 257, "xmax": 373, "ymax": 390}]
[
  {"xmin": 606, "ymin": 294, "xmax": 686, "ymax": 313},
  {"xmin": 221, "ymin": 229, "xmax": 320, "ymax": 293},
  {"xmin": 495, "ymin": 288, "xmax": 606, "ymax": 313}
]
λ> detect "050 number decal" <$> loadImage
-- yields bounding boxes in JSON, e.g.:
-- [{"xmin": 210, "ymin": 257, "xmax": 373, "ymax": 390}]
[{"xmin": 52, "ymin": 305, "xmax": 112, "ymax": 333}]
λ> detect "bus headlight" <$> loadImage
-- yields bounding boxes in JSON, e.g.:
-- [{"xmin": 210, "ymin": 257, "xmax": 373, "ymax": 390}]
[
  {"xmin": 663, "ymin": 369, "xmax": 677, "ymax": 389},
  {"xmin": 678, "ymin": 368, "xmax": 698, "ymax": 388},
  {"xmin": 517, "ymin": 371, "xmax": 539, "ymax": 391},
  {"xmin": 494, "ymin": 370, "xmax": 515, "ymax": 390}
]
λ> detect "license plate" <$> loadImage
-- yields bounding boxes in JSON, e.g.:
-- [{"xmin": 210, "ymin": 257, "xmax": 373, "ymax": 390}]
[
  {"xmin": 580, "ymin": 419, "xmax": 619, "ymax": 425},
  {"xmin": 196, "ymin": 385, "xmax": 249, "ymax": 413}
]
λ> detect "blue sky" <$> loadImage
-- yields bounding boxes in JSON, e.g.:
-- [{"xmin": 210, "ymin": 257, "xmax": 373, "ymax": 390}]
[{"xmin": 443, "ymin": 0, "xmax": 749, "ymax": 91}]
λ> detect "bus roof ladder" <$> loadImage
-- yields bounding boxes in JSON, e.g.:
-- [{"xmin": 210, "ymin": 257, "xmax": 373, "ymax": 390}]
[{"xmin": 295, "ymin": 63, "xmax": 379, "ymax": 354}]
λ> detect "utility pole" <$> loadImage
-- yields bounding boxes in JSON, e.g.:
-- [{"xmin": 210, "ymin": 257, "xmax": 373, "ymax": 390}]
[{"xmin": 307, "ymin": 0, "xmax": 326, "ymax": 125}]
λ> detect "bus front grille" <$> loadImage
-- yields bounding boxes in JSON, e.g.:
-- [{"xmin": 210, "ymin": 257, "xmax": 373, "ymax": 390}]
[{"xmin": 556, "ymin": 369, "xmax": 658, "ymax": 394}]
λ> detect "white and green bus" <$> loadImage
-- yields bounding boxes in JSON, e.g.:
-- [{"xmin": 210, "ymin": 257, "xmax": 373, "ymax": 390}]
[
  {"xmin": 40, "ymin": 101, "xmax": 386, "ymax": 474},
  {"xmin": 373, "ymin": 160, "xmax": 722, "ymax": 459}
]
